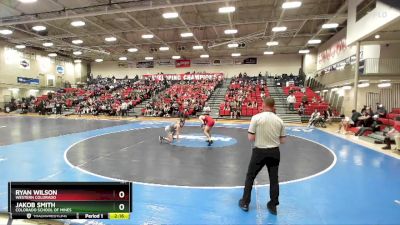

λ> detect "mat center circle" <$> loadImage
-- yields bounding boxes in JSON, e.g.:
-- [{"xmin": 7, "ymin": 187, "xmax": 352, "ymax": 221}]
[
  {"xmin": 171, "ymin": 133, "xmax": 237, "ymax": 148},
  {"xmin": 66, "ymin": 126, "xmax": 335, "ymax": 187}
]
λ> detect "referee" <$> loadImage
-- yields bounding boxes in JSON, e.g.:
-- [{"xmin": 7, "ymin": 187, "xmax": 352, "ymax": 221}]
[{"xmin": 239, "ymin": 97, "xmax": 286, "ymax": 215}]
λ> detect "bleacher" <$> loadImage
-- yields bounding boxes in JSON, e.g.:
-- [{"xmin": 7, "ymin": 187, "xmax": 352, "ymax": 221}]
[
  {"xmin": 142, "ymin": 80, "xmax": 219, "ymax": 116},
  {"xmin": 283, "ymin": 86, "xmax": 331, "ymax": 115},
  {"xmin": 219, "ymin": 78, "xmax": 269, "ymax": 117}
]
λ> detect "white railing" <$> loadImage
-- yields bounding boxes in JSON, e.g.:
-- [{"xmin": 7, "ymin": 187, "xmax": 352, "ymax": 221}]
[{"xmin": 363, "ymin": 58, "xmax": 400, "ymax": 74}]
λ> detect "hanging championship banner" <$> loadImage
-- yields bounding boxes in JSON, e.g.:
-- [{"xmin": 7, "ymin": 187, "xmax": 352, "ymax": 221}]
[
  {"xmin": 143, "ymin": 73, "xmax": 224, "ymax": 81},
  {"xmin": 192, "ymin": 59, "xmax": 211, "ymax": 66},
  {"xmin": 175, "ymin": 59, "xmax": 191, "ymax": 68},
  {"xmin": 158, "ymin": 59, "xmax": 174, "ymax": 66},
  {"xmin": 136, "ymin": 61, "xmax": 154, "ymax": 68}
]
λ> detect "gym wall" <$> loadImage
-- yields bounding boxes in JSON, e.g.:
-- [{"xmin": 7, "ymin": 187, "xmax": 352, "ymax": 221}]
[{"xmin": 90, "ymin": 54, "xmax": 302, "ymax": 78}]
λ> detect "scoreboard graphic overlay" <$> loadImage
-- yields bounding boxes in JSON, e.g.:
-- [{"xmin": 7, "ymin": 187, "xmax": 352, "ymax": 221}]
[{"xmin": 8, "ymin": 182, "xmax": 132, "ymax": 220}]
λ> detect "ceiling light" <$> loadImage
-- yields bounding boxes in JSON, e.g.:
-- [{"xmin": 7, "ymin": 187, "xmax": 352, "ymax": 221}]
[
  {"xmin": 200, "ymin": 54, "xmax": 209, "ymax": 58},
  {"xmin": 272, "ymin": 26, "xmax": 287, "ymax": 32},
  {"xmin": 193, "ymin": 45, "xmax": 204, "ymax": 50},
  {"xmin": 95, "ymin": 59, "xmax": 103, "ymax": 63},
  {"xmin": 145, "ymin": 57, "xmax": 154, "ymax": 60},
  {"xmin": 0, "ymin": 29, "xmax": 13, "ymax": 35},
  {"xmin": 74, "ymin": 59, "xmax": 82, "ymax": 63},
  {"xmin": 70, "ymin": 21, "xmax": 86, "ymax": 27},
  {"xmin": 180, "ymin": 32, "xmax": 193, "ymax": 38},
  {"xmin": 282, "ymin": 1, "xmax": 302, "ymax": 9},
  {"xmin": 32, "ymin": 25, "xmax": 46, "ymax": 31},
  {"xmin": 48, "ymin": 53, "xmax": 57, "ymax": 57},
  {"xmin": 105, "ymin": 37, "xmax": 117, "ymax": 42},
  {"xmin": 380, "ymin": 80, "xmax": 391, "ymax": 82},
  {"xmin": 142, "ymin": 34, "xmax": 154, "ymax": 39},
  {"xmin": 264, "ymin": 51, "xmax": 274, "ymax": 55},
  {"xmin": 227, "ymin": 43, "xmax": 239, "ymax": 48},
  {"xmin": 266, "ymin": 41, "xmax": 279, "ymax": 46},
  {"xmin": 159, "ymin": 46, "xmax": 170, "ymax": 51},
  {"xmin": 322, "ymin": 23, "xmax": 339, "ymax": 29},
  {"xmin": 299, "ymin": 49, "xmax": 310, "ymax": 54},
  {"xmin": 375, "ymin": 34, "xmax": 381, "ymax": 39},
  {"xmin": 342, "ymin": 86, "xmax": 352, "ymax": 90},
  {"xmin": 119, "ymin": 57, "xmax": 127, "ymax": 61},
  {"xmin": 43, "ymin": 42, "xmax": 54, "ymax": 47},
  {"xmin": 358, "ymin": 83, "xmax": 370, "ymax": 88},
  {"xmin": 128, "ymin": 48, "xmax": 138, "ymax": 52},
  {"xmin": 73, "ymin": 51, "xmax": 82, "ymax": 55},
  {"xmin": 18, "ymin": 0, "xmax": 37, "ymax": 3},
  {"xmin": 218, "ymin": 6, "xmax": 235, "ymax": 13},
  {"xmin": 378, "ymin": 82, "xmax": 391, "ymax": 88},
  {"xmin": 162, "ymin": 12, "xmax": 179, "ymax": 19},
  {"xmin": 172, "ymin": 56, "xmax": 181, "ymax": 59},
  {"xmin": 224, "ymin": 29, "xmax": 238, "ymax": 34},
  {"xmin": 72, "ymin": 39, "xmax": 83, "ymax": 44},
  {"xmin": 232, "ymin": 53, "xmax": 241, "ymax": 57},
  {"xmin": 359, "ymin": 80, "xmax": 369, "ymax": 82},
  {"xmin": 15, "ymin": 45, "xmax": 26, "ymax": 49},
  {"xmin": 308, "ymin": 39, "xmax": 322, "ymax": 44}
]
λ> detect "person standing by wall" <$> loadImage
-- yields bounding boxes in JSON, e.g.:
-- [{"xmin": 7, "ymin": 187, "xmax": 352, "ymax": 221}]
[{"xmin": 239, "ymin": 97, "xmax": 286, "ymax": 215}]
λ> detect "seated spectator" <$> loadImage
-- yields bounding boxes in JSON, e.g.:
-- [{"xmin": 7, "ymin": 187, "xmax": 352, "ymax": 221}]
[
  {"xmin": 351, "ymin": 109, "xmax": 362, "ymax": 127},
  {"xmin": 355, "ymin": 115, "xmax": 381, "ymax": 136},
  {"xmin": 382, "ymin": 116, "xmax": 400, "ymax": 150},
  {"xmin": 298, "ymin": 103, "xmax": 305, "ymax": 116},
  {"xmin": 203, "ymin": 102, "xmax": 211, "ymax": 115},
  {"xmin": 301, "ymin": 95, "xmax": 308, "ymax": 105},
  {"xmin": 251, "ymin": 101, "xmax": 257, "ymax": 108},
  {"xmin": 312, "ymin": 96, "xmax": 317, "ymax": 103},
  {"xmin": 338, "ymin": 114, "xmax": 354, "ymax": 134},
  {"xmin": 230, "ymin": 101, "xmax": 238, "ymax": 119},
  {"xmin": 308, "ymin": 109, "xmax": 321, "ymax": 128},
  {"xmin": 360, "ymin": 105, "xmax": 367, "ymax": 115},
  {"xmin": 376, "ymin": 104, "xmax": 387, "ymax": 118}
]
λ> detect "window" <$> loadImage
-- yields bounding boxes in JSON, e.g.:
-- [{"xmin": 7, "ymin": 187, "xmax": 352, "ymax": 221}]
[{"xmin": 356, "ymin": 0, "xmax": 377, "ymax": 21}]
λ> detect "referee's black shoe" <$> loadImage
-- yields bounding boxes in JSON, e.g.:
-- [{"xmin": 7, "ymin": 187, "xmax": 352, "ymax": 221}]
[
  {"xmin": 267, "ymin": 201, "xmax": 277, "ymax": 215},
  {"xmin": 238, "ymin": 199, "xmax": 249, "ymax": 212}
]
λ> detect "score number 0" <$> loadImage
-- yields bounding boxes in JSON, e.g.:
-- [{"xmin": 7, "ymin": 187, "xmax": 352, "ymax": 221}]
[{"xmin": 118, "ymin": 191, "xmax": 126, "ymax": 211}]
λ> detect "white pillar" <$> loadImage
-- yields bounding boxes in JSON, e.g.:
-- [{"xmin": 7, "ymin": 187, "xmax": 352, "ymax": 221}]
[{"xmin": 354, "ymin": 41, "xmax": 361, "ymax": 110}]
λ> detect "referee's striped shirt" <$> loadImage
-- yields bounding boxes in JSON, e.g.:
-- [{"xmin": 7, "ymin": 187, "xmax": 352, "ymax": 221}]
[{"xmin": 248, "ymin": 112, "xmax": 286, "ymax": 148}]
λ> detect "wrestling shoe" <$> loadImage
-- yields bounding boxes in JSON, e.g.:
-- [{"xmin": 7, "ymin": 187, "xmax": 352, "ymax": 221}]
[
  {"xmin": 159, "ymin": 136, "xmax": 163, "ymax": 144},
  {"xmin": 208, "ymin": 140, "xmax": 213, "ymax": 146},
  {"xmin": 267, "ymin": 201, "xmax": 277, "ymax": 215},
  {"xmin": 238, "ymin": 199, "xmax": 249, "ymax": 212}
]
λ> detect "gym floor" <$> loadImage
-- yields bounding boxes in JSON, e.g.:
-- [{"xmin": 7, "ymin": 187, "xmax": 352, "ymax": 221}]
[{"xmin": 1, "ymin": 115, "xmax": 400, "ymax": 225}]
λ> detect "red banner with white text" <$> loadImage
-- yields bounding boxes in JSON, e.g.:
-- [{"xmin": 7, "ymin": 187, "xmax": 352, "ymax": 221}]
[
  {"xmin": 143, "ymin": 73, "xmax": 224, "ymax": 81},
  {"xmin": 175, "ymin": 59, "xmax": 191, "ymax": 68}
]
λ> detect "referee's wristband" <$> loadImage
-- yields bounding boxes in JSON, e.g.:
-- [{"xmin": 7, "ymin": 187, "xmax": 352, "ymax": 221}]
[{"xmin": 248, "ymin": 131, "xmax": 255, "ymax": 134}]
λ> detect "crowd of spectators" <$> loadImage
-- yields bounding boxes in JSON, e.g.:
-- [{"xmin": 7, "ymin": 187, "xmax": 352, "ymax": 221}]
[
  {"xmin": 338, "ymin": 104, "xmax": 400, "ymax": 150},
  {"xmin": 220, "ymin": 74, "xmax": 268, "ymax": 118},
  {"xmin": 272, "ymin": 73, "xmax": 304, "ymax": 87},
  {"xmin": 4, "ymin": 76, "xmax": 164, "ymax": 117},
  {"xmin": 142, "ymin": 78, "xmax": 221, "ymax": 118}
]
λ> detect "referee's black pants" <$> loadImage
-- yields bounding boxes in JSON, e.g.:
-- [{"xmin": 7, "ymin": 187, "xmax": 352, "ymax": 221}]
[{"xmin": 242, "ymin": 147, "xmax": 280, "ymax": 205}]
